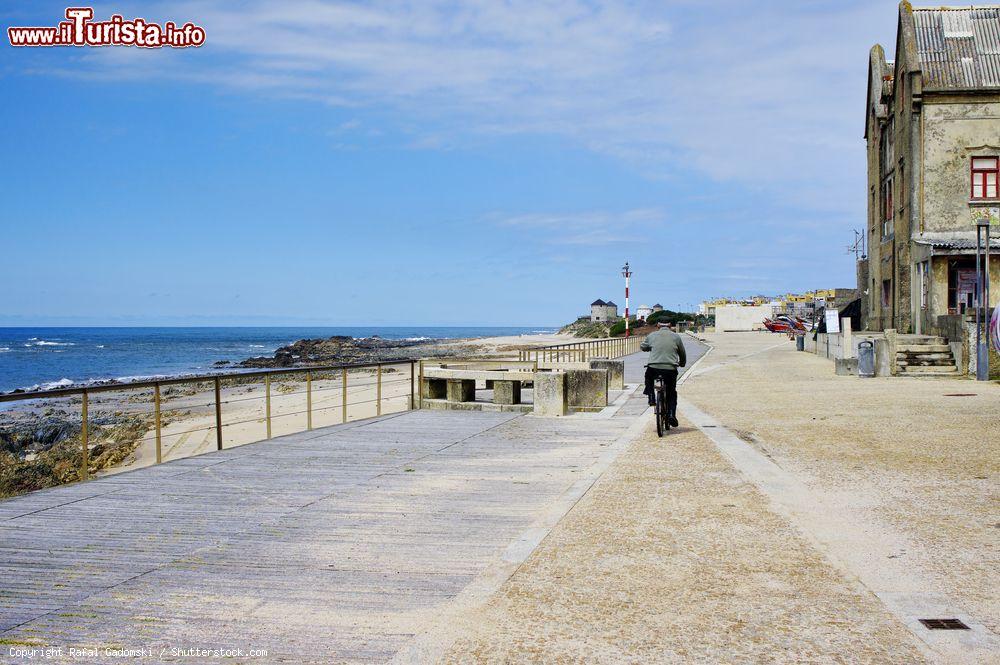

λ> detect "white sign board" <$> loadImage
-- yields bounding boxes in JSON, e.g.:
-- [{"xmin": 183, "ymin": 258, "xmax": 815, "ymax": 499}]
[{"xmin": 825, "ymin": 308, "xmax": 841, "ymax": 334}]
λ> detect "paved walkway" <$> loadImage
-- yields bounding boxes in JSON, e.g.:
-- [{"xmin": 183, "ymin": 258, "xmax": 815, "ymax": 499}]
[
  {"xmin": 681, "ymin": 332, "xmax": 1000, "ymax": 663},
  {"xmin": 441, "ymin": 409, "xmax": 928, "ymax": 663},
  {"xmin": 0, "ymin": 357, "xmax": 659, "ymax": 664},
  {"xmin": 436, "ymin": 333, "xmax": 998, "ymax": 663}
]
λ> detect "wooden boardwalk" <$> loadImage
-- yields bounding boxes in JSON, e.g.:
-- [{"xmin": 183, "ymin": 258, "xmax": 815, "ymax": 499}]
[{"xmin": 1, "ymin": 401, "xmax": 643, "ymax": 662}]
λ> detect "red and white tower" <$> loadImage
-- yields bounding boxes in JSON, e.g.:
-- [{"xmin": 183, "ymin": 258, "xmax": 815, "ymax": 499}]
[{"xmin": 621, "ymin": 261, "xmax": 632, "ymax": 337}]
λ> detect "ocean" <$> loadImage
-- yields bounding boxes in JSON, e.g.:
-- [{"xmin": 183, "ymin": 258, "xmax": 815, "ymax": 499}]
[{"xmin": 0, "ymin": 326, "xmax": 557, "ymax": 393}]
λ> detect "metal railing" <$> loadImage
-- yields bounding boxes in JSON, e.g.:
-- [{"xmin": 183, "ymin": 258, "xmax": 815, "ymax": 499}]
[
  {"xmin": 1, "ymin": 335, "xmax": 647, "ymax": 499},
  {"xmin": 0, "ymin": 360, "xmax": 416, "ymax": 495},
  {"xmin": 517, "ymin": 334, "xmax": 646, "ymax": 362}
]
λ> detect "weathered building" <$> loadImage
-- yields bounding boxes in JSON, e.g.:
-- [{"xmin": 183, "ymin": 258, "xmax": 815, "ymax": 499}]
[
  {"xmin": 589, "ymin": 299, "xmax": 619, "ymax": 322},
  {"xmin": 862, "ymin": 2, "xmax": 1000, "ymax": 334}
]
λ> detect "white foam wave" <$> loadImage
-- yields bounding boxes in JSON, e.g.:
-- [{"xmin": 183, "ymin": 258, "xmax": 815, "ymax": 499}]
[
  {"xmin": 405, "ymin": 336, "xmax": 431, "ymax": 341},
  {"xmin": 96, "ymin": 345, "xmax": 105, "ymax": 349},
  {"xmin": 25, "ymin": 339, "xmax": 75, "ymax": 347},
  {"xmin": 0, "ymin": 347, "xmax": 9, "ymax": 352},
  {"xmin": 26, "ymin": 378, "xmax": 75, "ymax": 391}
]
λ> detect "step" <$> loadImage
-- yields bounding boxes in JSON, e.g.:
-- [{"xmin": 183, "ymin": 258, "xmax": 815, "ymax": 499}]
[
  {"xmin": 899, "ymin": 366, "xmax": 959, "ymax": 376},
  {"xmin": 897, "ymin": 344, "xmax": 952, "ymax": 354},
  {"xmin": 897, "ymin": 360, "xmax": 956, "ymax": 368},
  {"xmin": 897, "ymin": 352, "xmax": 953, "ymax": 361},
  {"xmin": 897, "ymin": 335, "xmax": 947, "ymax": 345}
]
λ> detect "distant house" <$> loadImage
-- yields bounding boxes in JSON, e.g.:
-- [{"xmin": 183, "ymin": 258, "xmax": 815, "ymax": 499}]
[
  {"xmin": 590, "ymin": 299, "xmax": 620, "ymax": 322},
  {"xmin": 652, "ymin": 304, "xmax": 663, "ymax": 313},
  {"xmin": 862, "ymin": 2, "xmax": 1000, "ymax": 334},
  {"xmin": 636, "ymin": 304, "xmax": 653, "ymax": 321}
]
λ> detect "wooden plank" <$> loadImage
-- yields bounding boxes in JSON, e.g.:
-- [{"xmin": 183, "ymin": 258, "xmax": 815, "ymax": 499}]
[{"xmin": 0, "ymin": 408, "xmax": 636, "ymax": 661}]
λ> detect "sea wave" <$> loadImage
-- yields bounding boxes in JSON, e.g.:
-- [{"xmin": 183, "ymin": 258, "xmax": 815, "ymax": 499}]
[
  {"xmin": 0, "ymin": 347, "xmax": 10, "ymax": 353},
  {"xmin": 20, "ymin": 378, "xmax": 76, "ymax": 392},
  {"xmin": 405, "ymin": 336, "xmax": 431, "ymax": 341},
  {"xmin": 24, "ymin": 339, "xmax": 75, "ymax": 347}
]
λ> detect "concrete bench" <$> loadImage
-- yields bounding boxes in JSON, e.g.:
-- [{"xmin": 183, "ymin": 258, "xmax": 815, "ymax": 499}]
[
  {"xmin": 421, "ymin": 364, "xmax": 614, "ymax": 415},
  {"xmin": 423, "ymin": 368, "xmax": 535, "ymax": 405},
  {"xmin": 587, "ymin": 359, "xmax": 624, "ymax": 390}
]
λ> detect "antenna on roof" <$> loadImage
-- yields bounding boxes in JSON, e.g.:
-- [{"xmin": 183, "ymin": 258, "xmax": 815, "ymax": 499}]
[{"xmin": 846, "ymin": 229, "xmax": 866, "ymax": 260}]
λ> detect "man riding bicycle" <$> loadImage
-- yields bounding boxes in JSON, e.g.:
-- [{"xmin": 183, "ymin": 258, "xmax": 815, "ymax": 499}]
[{"xmin": 640, "ymin": 321, "xmax": 686, "ymax": 428}]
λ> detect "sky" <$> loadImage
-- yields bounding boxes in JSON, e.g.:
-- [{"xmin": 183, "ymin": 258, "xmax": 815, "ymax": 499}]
[{"xmin": 0, "ymin": 1, "xmax": 901, "ymax": 326}]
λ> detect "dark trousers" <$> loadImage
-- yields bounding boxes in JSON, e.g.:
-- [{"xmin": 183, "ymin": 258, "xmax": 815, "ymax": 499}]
[{"xmin": 644, "ymin": 367, "xmax": 678, "ymax": 416}]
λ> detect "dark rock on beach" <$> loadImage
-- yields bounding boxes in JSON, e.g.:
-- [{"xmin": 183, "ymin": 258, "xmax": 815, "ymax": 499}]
[{"xmin": 237, "ymin": 335, "xmax": 442, "ymax": 369}]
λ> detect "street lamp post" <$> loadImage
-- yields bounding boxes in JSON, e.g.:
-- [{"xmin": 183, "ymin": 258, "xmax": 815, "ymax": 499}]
[
  {"xmin": 976, "ymin": 218, "xmax": 991, "ymax": 381},
  {"xmin": 622, "ymin": 262, "xmax": 632, "ymax": 337}
]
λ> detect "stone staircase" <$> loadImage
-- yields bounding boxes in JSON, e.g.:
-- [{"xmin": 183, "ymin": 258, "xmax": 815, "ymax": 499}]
[{"xmin": 895, "ymin": 336, "xmax": 958, "ymax": 377}]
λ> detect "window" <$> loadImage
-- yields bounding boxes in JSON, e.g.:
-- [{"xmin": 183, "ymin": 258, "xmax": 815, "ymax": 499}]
[
  {"xmin": 880, "ymin": 118, "xmax": 894, "ymax": 177},
  {"xmin": 971, "ymin": 157, "xmax": 999, "ymax": 199},
  {"xmin": 882, "ymin": 279, "xmax": 892, "ymax": 308},
  {"xmin": 918, "ymin": 261, "xmax": 929, "ymax": 310},
  {"xmin": 879, "ymin": 118, "xmax": 895, "ymax": 238},
  {"xmin": 881, "ymin": 176, "xmax": 894, "ymax": 237}
]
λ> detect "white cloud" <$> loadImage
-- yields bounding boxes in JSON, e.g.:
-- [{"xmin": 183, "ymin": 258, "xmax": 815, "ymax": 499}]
[
  {"xmin": 490, "ymin": 208, "xmax": 664, "ymax": 245},
  {"xmin": 44, "ymin": 1, "xmax": 888, "ymax": 216}
]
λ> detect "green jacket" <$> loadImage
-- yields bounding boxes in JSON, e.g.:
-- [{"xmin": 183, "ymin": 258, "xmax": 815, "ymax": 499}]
[{"xmin": 640, "ymin": 329, "xmax": 687, "ymax": 370}]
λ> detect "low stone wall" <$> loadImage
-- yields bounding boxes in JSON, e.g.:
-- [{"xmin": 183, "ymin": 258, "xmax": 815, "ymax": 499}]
[{"xmin": 802, "ymin": 326, "xmax": 886, "ymax": 375}]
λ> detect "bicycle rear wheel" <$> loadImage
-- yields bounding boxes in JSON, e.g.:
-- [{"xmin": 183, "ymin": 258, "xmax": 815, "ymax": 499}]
[{"xmin": 655, "ymin": 389, "xmax": 665, "ymax": 437}]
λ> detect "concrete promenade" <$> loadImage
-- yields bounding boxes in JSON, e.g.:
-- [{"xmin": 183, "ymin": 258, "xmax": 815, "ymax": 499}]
[
  {"xmin": 441, "ymin": 332, "xmax": 997, "ymax": 664},
  {"xmin": 0, "ymin": 344, "xmax": 700, "ymax": 663}
]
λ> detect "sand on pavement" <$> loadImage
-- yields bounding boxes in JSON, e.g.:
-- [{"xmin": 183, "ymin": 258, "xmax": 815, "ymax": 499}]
[
  {"xmin": 682, "ymin": 331, "xmax": 999, "ymax": 638},
  {"xmin": 441, "ymin": 414, "xmax": 927, "ymax": 663}
]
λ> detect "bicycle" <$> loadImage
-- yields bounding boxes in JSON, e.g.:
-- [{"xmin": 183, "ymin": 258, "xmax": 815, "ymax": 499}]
[{"xmin": 652, "ymin": 373, "xmax": 670, "ymax": 437}]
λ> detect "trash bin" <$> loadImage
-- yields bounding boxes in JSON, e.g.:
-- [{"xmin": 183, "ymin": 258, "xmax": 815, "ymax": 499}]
[
  {"xmin": 795, "ymin": 335, "xmax": 805, "ymax": 352},
  {"xmin": 858, "ymin": 340, "xmax": 875, "ymax": 378}
]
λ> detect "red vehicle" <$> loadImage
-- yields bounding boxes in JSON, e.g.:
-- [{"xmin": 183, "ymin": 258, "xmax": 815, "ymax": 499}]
[{"xmin": 763, "ymin": 316, "xmax": 809, "ymax": 334}]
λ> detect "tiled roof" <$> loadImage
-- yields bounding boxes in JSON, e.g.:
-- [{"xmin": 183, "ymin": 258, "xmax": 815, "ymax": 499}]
[
  {"xmin": 591, "ymin": 299, "xmax": 606, "ymax": 306},
  {"xmin": 605, "ymin": 301, "xmax": 617, "ymax": 307},
  {"xmin": 913, "ymin": 231, "xmax": 1000, "ymax": 249},
  {"xmin": 913, "ymin": 7, "xmax": 1000, "ymax": 89}
]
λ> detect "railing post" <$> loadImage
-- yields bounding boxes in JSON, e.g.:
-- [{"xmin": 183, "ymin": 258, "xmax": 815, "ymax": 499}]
[
  {"xmin": 342, "ymin": 368, "xmax": 348, "ymax": 423},
  {"xmin": 80, "ymin": 389, "xmax": 89, "ymax": 481},
  {"xmin": 154, "ymin": 384, "xmax": 162, "ymax": 464},
  {"xmin": 265, "ymin": 375, "xmax": 272, "ymax": 439},
  {"xmin": 410, "ymin": 360, "xmax": 416, "ymax": 410},
  {"xmin": 214, "ymin": 377, "xmax": 223, "ymax": 450},
  {"xmin": 306, "ymin": 371, "xmax": 313, "ymax": 431},
  {"xmin": 418, "ymin": 360, "xmax": 424, "ymax": 409},
  {"xmin": 376, "ymin": 364, "xmax": 383, "ymax": 416}
]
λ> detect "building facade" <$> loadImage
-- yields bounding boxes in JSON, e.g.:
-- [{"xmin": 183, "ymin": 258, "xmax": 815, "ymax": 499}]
[
  {"xmin": 636, "ymin": 304, "xmax": 653, "ymax": 321},
  {"xmin": 863, "ymin": 3, "xmax": 1000, "ymax": 334},
  {"xmin": 589, "ymin": 299, "xmax": 620, "ymax": 322}
]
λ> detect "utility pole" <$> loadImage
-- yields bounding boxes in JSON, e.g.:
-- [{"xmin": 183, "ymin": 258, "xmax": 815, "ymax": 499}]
[{"xmin": 622, "ymin": 261, "xmax": 632, "ymax": 337}]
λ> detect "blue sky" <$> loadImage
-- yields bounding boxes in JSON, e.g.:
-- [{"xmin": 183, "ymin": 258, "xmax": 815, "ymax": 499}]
[{"xmin": 1, "ymin": 1, "xmax": 900, "ymax": 326}]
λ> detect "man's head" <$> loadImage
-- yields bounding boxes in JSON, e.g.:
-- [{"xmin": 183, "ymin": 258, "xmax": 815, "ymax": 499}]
[{"xmin": 657, "ymin": 321, "xmax": 675, "ymax": 330}]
